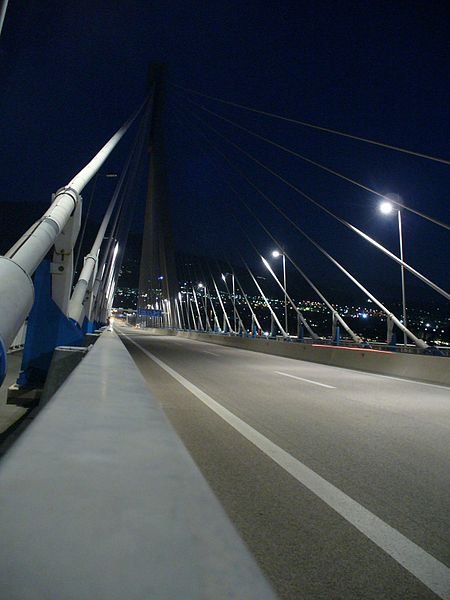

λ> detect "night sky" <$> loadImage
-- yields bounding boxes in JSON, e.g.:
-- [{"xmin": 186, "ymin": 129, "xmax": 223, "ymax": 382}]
[{"xmin": 1, "ymin": 0, "xmax": 449, "ymax": 307}]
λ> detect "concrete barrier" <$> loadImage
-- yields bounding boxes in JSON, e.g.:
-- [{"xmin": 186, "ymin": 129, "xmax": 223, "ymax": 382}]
[
  {"xmin": 176, "ymin": 331, "xmax": 450, "ymax": 387},
  {"xmin": 0, "ymin": 329, "xmax": 275, "ymax": 599}
]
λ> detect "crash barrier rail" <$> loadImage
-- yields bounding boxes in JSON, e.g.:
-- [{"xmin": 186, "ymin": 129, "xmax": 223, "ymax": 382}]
[
  {"xmin": 143, "ymin": 324, "xmax": 450, "ymax": 358},
  {"xmin": 0, "ymin": 328, "xmax": 275, "ymax": 600}
]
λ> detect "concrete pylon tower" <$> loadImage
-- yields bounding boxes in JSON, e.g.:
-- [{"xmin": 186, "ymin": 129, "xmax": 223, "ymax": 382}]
[{"xmin": 138, "ymin": 64, "xmax": 178, "ymax": 327}]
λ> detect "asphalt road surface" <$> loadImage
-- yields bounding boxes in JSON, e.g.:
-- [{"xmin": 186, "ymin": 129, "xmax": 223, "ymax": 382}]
[{"xmin": 118, "ymin": 325, "xmax": 450, "ymax": 600}]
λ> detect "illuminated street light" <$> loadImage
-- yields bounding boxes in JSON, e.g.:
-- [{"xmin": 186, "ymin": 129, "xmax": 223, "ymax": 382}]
[
  {"xmin": 222, "ymin": 272, "xmax": 237, "ymax": 333},
  {"xmin": 271, "ymin": 248, "xmax": 288, "ymax": 335},
  {"xmin": 197, "ymin": 282, "xmax": 209, "ymax": 331},
  {"xmin": 379, "ymin": 196, "xmax": 407, "ymax": 346},
  {"xmin": 379, "ymin": 200, "xmax": 394, "ymax": 215}
]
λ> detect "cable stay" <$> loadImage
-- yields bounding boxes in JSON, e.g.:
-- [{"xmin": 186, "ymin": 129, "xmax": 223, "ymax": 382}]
[
  {"xmin": 219, "ymin": 269, "xmax": 247, "ymax": 334},
  {"xmin": 196, "ymin": 261, "xmax": 223, "ymax": 332},
  {"xmin": 72, "ymin": 99, "xmax": 153, "ymax": 326},
  {"xmin": 171, "ymin": 107, "xmax": 312, "ymax": 340},
  {"xmin": 210, "ymin": 275, "xmax": 233, "ymax": 334},
  {"xmin": 99, "ymin": 116, "xmax": 152, "ymax": 324},
  {"xmin": 0, "ymin": 98, "xmax": 148, "ymax": 383},
  {"xmin": 261, "ymin": 256, "xmax": 318, "ymax": 340},
  {"xmin": 178, "ymin": 95, "xmax": 450, "ymax": 233},
  {"xmin": 68, "ymin": 106, "xmax": 149, "ymax": 325},
  {"xmin": 176, "ymin": 102, "xmax": 450, "ymax": 303},
  {"xmin": 204, "ymin": 280, "xmax": 222, "ymax": 332},
  {"xmin": 225, "ymin": 213, "xmax": 319, "ymax": 340},
  {"xmin": 170, "ymin": 105, "xmax": 367, "ymax": 345},
  {"xmin": 232, "ymin": 270, "xmax": 264, "ymax": 333},
  {"xmin": 243, "ymin": 260, "xmax": 288, "ymax": 338},
  {"xmin": 200, "ymin": 263, "xmax": 232, "ymax": 334},
  {"xmin": 230, "ymin": 187, "xmax": 362, "ymax": 345},
  {"xmin": 191, "ymin": 285, "xmax": 205, "ymax": 331},
  {"xmin": 242, "ymin": 175, "xmax": 428, "ymax": 348},
  {"xmin": 171, "ymin": 82, "xmax": 450, "ymax": 167},
  {"xmin": 171, "ymin": 104, "xmax": 428, "ymax": 348}
]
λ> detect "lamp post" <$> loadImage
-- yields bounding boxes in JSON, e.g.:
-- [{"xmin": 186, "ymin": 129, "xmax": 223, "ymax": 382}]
[
  {"xmin": 222, "ymin": 273, "xmax": 237, "ymax": 334},
  {"xmin": 272, "ymin": 249, "xmax": 288, "ymax": 336},
  {"xmin": 198, "ymin": 283, "xmax": 210, "ymax": 331},
  {"xmin": 379, "ymin": 198, "xmax": 407, "ymax": 346}
]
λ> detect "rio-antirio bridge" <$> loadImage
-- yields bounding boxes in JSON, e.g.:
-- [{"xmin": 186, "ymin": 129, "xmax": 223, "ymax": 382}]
[{"xmin": 0, "ymin": 70, "xmax": 449, "ymax": 600}]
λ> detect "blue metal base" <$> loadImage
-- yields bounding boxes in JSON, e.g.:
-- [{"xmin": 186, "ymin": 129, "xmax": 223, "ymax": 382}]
[
  {"xmin": 333, "ymin": 325, "xmax": 341, "ymax": 346},
  {"xmin": 17, "ymin": 262, "xmax": 85, "ymax": 388}
]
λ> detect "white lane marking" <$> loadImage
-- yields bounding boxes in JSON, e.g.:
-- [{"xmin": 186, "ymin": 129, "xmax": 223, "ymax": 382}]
[
  {"xmin": 124, "ymin": 328, "xmax": 450, "ymax": 391},
  {"xmin": 275, "ymin": 370, "xmax": 336, "ymax": 389},
  {"xmin": 123, "ymin": 333, "xmax": 450, "ymax": 600},
  {"xmin": 202, "ymin": 350, "xmax": 220, "ymax": 356}
]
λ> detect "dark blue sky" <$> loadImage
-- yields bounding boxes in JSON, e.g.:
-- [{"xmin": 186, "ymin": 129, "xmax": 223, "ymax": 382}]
[{"xmin": 1, "ymin": 0, "xmax": 449, "ymax": 305}]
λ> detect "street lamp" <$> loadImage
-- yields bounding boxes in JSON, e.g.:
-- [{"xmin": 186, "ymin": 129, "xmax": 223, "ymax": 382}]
[
  {"xmin": 272, "ymin": 249, "xmax": 288, "ymax": 336},
  {"xmin": 222, "ymin": 272, "xmax": 236, "ymax": 333},
  {"xmin": 379, "ymin": 198, "xmax": 407, "ymax": 346},
  {"xmin": 198, "ymin": 282, "xmax": 209, "ymax": 331}
]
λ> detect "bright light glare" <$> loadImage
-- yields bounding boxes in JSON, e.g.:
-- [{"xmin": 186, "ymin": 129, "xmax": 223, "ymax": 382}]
[
  {"xmin": 272, "ymin": 250, "xmax": 281, "ymax": 258},
  {"xmin": 198, "ymin": 283, "xmax": 204, "ymax": 289},
  {"xmin": 379, "ymin": 201, "xmax": 394, "ymax": 215}
]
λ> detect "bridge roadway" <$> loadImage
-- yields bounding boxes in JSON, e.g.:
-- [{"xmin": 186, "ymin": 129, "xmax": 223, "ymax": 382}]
[{"xmin": 119, "ymin": 324, "xmax": 450, "ymax": 600}]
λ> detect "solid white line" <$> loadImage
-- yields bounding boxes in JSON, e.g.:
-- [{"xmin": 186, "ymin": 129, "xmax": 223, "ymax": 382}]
[
  {"xmin": 123, "ymin": 334, "xmax": 450, "ymax": 600},
  {"xmin": 202, "ymin": 350, "xmax": 220, "ymax": 356},
  {"xmin": 275, "ymin": 370, "xmax": 336, "ymax": 389}
]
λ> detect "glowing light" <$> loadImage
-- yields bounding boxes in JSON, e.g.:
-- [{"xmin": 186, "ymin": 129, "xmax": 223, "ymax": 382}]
[
  {"xmin": 272, "ymin": 250, "xmax": 281, "ymax": 258},
  {"xmin": 379, "ymin": 201, "xmax": 394, "ymax": 215}
]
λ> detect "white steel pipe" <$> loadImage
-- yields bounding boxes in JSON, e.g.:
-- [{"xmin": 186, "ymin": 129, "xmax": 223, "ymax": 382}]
[
  {"xmin": 246, "ymin": 264, "xmax": 288, "ymax": 338},
  {"xmin": 10, "ymin": 187, "xmax": 79, "ymax": 275},
  {"xmin": 262, "ymin": 256, "xmax": 318, "ymax": 340},
  {"xmin": 235, "ymin": 274, "xmax": 263, "ymax": 333},
  {"xmin": 0, "ymin": 0, "xmax": 9, "ymax": 37},
  {"xmin": 0, "ymin": 102, "xmax": 145, "ymax": 383},
  {"xmin": 0, "ymin": 258, "xmax": 34, "ymax": 382}
]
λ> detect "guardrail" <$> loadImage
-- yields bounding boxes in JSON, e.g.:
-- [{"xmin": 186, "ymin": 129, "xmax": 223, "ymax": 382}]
[
  {"xmin": 0, "ymin": 328, "xmax": 275, "ymax": 599},
  {"xmin": 149, "ymin": 325, "xmax": 450, "ymax": 358}
]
